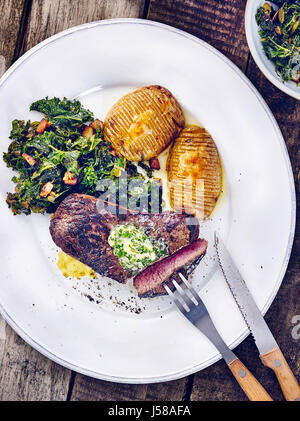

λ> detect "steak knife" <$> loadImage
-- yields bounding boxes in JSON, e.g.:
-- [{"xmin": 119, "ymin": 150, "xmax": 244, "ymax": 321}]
[{"xmin": 215, "ymin": 233, "xmax": 300, "ymax": 401}]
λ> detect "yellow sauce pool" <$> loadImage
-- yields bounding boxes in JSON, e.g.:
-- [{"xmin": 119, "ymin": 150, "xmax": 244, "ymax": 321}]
[{"xmin": 57, "ymin": 251, "xmax": 96, "ymax": 280}]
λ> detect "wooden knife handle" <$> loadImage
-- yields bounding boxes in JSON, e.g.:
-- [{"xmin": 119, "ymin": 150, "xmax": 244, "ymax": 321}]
[
  {"xmin": 228, "ymin": 358, "xmax": 273, "ymax": 401},
  {"xmin": 260, "ymin": 347, "xmax": 300, "ymax": 401}
]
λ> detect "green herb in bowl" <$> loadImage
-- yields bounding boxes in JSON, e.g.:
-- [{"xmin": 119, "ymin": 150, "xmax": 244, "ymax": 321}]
[{"xmin": 256, "ymin": 1, "xmax": 300, "ymax": 85}]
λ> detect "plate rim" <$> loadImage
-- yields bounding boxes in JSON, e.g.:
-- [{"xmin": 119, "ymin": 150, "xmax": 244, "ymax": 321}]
[
  {"xmin": 245, "ymin": 0, "xmax": 300, "ymax": 101},
  {"xmin": 0, "ymin": 18, "xmax": 296, "ymax": 384}
]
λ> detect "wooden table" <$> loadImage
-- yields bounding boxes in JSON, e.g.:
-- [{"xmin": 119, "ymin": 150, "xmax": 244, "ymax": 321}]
[{"xmin": 0, "ymin": 0, "xmax": 299, "ymax": 401}]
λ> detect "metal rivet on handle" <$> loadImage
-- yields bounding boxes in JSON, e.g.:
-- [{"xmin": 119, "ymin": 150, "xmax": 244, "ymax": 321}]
[
  {"xmin": 275, "ymin": 359, "xmax": 282, "ymax": 367},
  {"xmin": 239, "ymin": 370, "xmax": 246, "ymax": 378}
]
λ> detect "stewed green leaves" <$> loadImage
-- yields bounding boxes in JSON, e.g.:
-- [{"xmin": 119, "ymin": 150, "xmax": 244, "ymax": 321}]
[
  {"xmin": 30, "ymin": 97, "xmax": 93, "ymax": 130},
  {"xmin": 256, "ymin": 1, "xmax": 300, "ymax": 84},
  {"xmin": 3, "ymin": 97, "xmax": 161, "ymax": 215}
]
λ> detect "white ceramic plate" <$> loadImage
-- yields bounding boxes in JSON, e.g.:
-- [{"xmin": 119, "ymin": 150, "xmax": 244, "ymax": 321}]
[
  {"xmin": 0, "ymin": 19, "xmax": 295, "ymax": 383},
  {"xmin": 245, "ymin": 0, "xmax": 300, "ymax": 100}
]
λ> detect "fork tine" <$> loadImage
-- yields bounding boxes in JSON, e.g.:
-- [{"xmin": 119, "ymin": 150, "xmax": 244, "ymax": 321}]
[
  {"xmin": 172, "ymin": 279, "xmax": 197, "ymax": 308},
  {"xmin": 164, "ymin": 284, "xmax": 189, "ymax": 313},
  {"xmin": 178, "ymin": 272, "xmax": 200, "ymax": 302}
]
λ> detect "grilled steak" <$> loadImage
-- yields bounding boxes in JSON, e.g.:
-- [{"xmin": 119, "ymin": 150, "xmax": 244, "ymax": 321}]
[
  {"xmin": 50, "ymin": 193, "xmax": 202, "ymax": 296},
  {"xmin": 134, "ymin": 239, "xmax": 208, "ymax": 297}
]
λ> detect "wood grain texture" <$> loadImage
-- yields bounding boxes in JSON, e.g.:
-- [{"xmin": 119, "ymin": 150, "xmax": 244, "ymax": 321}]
[
  {"xmin": 228, "ymin": 358, "xmax": 272, "ymax": 401},
  {"xmin": 0, "ymin": 0, "xmax": 299, "ymax": 402},
  {"xmin": 70, "ymin": 375, "xmax": 190, "ymax": 401},
  {"xmin": 21, "ymin": 0, "xmax": 145, "ymax": 54},
  {"xmin": 147, "ymin": 0, "xmax": 250, "ymax": 71},
  {"xmin": 0, "ymin": 0, "xmax": 25, "ymax": 67},
  {"xmin": 260, "ymin": 347, "xmax": 300, "ymax": 401},
  {"xmin": 0, "ymin": 317, "xmax": 71, "ymax": 401}
]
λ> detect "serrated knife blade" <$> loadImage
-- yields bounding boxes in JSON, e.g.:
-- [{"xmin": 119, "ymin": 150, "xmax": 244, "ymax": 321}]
[
  {"xmin": 214, "ymin": 233, "xmax": 277, "ymax": 355},
  {"xmin": 215, "ymin": 232, "xmax": 300, "ymax": 401}
]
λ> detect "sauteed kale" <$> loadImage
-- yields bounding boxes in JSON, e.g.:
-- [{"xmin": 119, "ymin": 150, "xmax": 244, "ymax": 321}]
[
  {"xmin": 256, "ymin": 1, "xmax": 300, "ymax": 84},
  {"xmin": 3, "ymin": 97, "xmax": 161, "ymax": 215}
]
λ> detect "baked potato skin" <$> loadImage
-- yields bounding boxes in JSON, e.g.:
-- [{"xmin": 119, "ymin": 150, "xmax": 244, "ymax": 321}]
[
  {"xmin": 167, "ymin": 125, "xmax": 222, "ymax": 220},
  {"xmin": 103, "ymin": 85, "xmax": 185, "ymax": 161}
]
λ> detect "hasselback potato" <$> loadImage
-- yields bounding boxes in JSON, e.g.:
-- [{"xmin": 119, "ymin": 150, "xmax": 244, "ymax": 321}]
[
  {"xmin": 103, "ymin": 85, "xmax": 185, "ymax": 161},
  {"xmin": 167, "ymin": 125, "xmax": 222, "ymax": 219}
]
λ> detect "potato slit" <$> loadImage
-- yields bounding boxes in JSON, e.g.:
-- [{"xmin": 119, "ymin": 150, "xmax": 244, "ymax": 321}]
[
  {"xmin": 168, "ymin": 125, "xmax": 222, "ymax": 220},
  {"xmin": 104, "ymin": 85, "xmax": 185, "ymax": 162}
]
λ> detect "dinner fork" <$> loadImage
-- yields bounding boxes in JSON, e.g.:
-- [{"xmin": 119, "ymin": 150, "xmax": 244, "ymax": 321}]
[{"xmin": 164, "ymin": 274, "xmax": 273, "ymax": 401}]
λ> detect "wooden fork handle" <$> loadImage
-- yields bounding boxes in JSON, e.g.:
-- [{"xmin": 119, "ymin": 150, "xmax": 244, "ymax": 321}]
[
  {"xmin": 260, "ymin": 347, "xmax": 300, "ymax": 401},
  {"xmin": 228, "ymin": 358, "xmax": 273, "ymax": 401}
]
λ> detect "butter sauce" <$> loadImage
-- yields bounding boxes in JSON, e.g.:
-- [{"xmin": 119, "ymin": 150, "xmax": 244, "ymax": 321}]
[
  {"xmin": 58, "ymin": 251, "xmax": 96, "ymax": 280},
  {"xmin": 108, "ymin": 223, "xmax": 166, "ymax": 273}
]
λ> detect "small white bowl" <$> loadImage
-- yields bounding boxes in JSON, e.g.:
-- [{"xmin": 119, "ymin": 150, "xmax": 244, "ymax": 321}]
[{"xmin": 245, "ymin": 0, "xmax": 300, "ymax": 100}]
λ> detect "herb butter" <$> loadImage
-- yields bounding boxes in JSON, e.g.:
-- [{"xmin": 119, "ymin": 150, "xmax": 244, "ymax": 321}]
[{"xmin": 108, "ymin": 224, "xmax": 166, "ymax": 273}]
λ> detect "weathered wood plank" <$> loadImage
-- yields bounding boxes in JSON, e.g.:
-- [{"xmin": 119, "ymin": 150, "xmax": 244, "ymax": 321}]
[
  {"xmin": 21, "ymin": 0, "xmax": 146, "ymax": 54},
  {"xmin": 0, "ymin": 0, "xmax": 25, "ymax": 67},
  {"xmin": 1, "ymin": 0, "xmax": 298, "ymax": 402},
  {"xmin": 147, "ymin": 0, "xmax": 250, "ymax": 71},
  {"xmin": 70, "ymin": 376, "xmax": 189, "ymax": 401},
  {"xmin": 0, "ymin": 317, "xmax": 71, "ymax": 401}
]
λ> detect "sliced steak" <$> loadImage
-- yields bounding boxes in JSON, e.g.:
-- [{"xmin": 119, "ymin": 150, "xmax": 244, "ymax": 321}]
[
  {"xmin": 133, "ymin": 239, "xmax": 208, "ymax": 297},
  {"xmin": 50, "ymin": 193, "xmax": 200, "ymax": 288}
]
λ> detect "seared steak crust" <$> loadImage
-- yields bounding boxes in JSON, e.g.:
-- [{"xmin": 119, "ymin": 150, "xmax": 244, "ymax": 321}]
[{"xmin": 50, "ymin": 194, "xmax": 199, "ymax": 286}]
